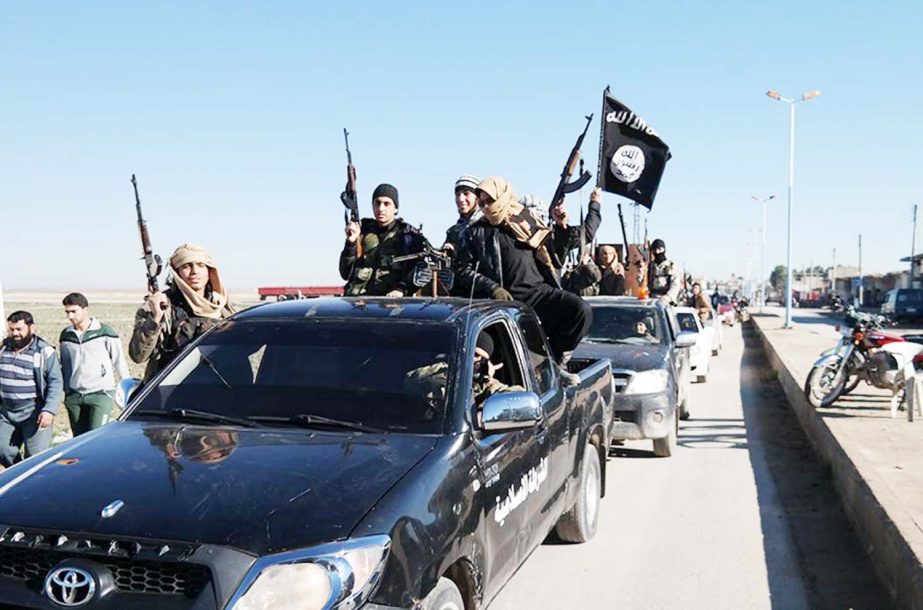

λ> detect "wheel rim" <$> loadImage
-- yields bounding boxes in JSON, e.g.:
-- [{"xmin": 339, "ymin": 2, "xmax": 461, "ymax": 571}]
[{"xmin": 585, "ymin": 458, "xmax": 600, "ymax": 526}]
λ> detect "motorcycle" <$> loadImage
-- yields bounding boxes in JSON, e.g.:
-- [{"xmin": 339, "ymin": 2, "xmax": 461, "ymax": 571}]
[
  {"xmin": 735, "ymin": 298, "xmax": 751, "ymax": 323},
  {"xmin": 804, "ymin": 307, "xmax": 923, "ymax": 411}
]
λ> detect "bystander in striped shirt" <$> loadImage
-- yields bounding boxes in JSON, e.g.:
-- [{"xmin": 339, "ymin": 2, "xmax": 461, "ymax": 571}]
[{"xmin": 0, "ymin": 341, "xmax": 38, "ymax": 410}]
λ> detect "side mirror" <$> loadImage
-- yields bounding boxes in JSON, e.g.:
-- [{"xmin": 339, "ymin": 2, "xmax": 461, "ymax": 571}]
[
  {"xmin": 675, "ymin": 332, "xmax": 697, "ymax": 349},
  {"xmin": 482, "ymin": 391, "xmax": 542, "ymax": 433},
  {"xmin": 115, "ymin": 378, "xmax": 141, "ymax": 409}
]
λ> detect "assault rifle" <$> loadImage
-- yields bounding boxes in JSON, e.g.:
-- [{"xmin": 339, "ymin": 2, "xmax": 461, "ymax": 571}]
[
  {"xmin": 131, "ymin": 174, "xmax": 163, "ymax": 295},
  {"xmin": 391, "ymin": 244, "xmax": 455, "ymax": 298},
  {"xmin": 341, "ymin": 128, "xmax": 359, "ymax": 225},
  {"xmin": 549, "ymin": 114, "xmax": 594, "ymax": 215}
]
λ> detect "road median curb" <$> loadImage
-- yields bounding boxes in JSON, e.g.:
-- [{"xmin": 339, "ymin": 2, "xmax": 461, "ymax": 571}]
[{"xmin": 751, "ymin": 316, "xmax": 923, "ymax": 609}]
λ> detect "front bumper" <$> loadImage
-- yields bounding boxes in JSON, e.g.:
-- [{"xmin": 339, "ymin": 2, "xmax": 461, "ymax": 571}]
[{"xmin": 610, "ymin": 391, "xmax": 674, "ymax": 440}]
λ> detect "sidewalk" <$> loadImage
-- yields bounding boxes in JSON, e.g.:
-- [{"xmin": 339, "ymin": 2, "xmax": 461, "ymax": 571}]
[{"xmin": 752, "ymin": 309, "xmax": 923, "ymax": 608}]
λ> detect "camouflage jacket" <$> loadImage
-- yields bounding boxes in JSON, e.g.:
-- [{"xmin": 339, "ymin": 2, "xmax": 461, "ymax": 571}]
[
  {"xmin": 129, "ymin": 287, "xmax": 235, "ymax": 382},
  {"xmin": 339, "ymin": 218, "xmax": 425, "ymax": 296}
]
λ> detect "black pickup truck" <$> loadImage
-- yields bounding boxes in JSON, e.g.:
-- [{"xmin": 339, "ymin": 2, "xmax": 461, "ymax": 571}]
[
  {"xmin": 574, "ymin": 297, "xmax": 696, "ymax": 457},
  {"xmin": 0, "ymin": 298, "xmax": 612, "ymax": 610}
]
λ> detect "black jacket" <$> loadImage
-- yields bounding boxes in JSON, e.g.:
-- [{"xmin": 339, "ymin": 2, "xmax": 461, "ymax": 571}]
[{"xmin": 455, "ymin": 201, "xmax": 601, "ymax": 298}]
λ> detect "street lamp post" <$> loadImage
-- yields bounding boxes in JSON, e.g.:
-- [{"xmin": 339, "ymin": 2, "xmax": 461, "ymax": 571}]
[
  {"xmin": 766, "ymin": 89, "xmax": 820, "ymax": 329},
  {"xmin": 751, "ymin": 194, "xmax": 775, "ymax": 312}
]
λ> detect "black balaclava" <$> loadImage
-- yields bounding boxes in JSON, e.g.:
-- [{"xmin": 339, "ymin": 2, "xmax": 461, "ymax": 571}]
[{"xmin": 651, "ymin": 238, "xmax": 666, "ymax": 264}]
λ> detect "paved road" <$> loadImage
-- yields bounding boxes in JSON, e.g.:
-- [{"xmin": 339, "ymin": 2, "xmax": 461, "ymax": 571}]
[{"xmin": 490, "ymin": 323, "xmax": 889, "ymax": 610}]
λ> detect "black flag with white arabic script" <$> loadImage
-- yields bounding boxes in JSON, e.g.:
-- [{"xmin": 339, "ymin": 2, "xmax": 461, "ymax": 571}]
[{"xmin": 596, "ymin": 88, "xmax": 671, "ymax": 209}]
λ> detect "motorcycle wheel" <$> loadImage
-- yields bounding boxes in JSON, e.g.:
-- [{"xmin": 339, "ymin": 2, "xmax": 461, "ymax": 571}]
[
  {"xmin": 840, "ymin": 373, "xmax": 862, "ymax": 396},
  {"xmin": 804, "ymin": 363, "xmax": 847, "ymax": 408},
  {"xmin": 839, "ymin": 351, "xmax": 866, "ymax": 397}
]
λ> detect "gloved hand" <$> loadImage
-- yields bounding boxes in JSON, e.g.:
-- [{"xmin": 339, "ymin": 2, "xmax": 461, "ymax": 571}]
[{"xmin": 492, "ymin": 287, "xmax": 514, "ymax": 301}]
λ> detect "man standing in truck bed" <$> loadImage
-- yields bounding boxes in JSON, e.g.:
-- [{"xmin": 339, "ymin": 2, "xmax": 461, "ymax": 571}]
[
  {"xmin": 455, "ymin": 176, "xmax": 591, "ymax": 367},
  {"xmin": 339, "ymin": 184, "xmax": 426, "ymax": 296}
]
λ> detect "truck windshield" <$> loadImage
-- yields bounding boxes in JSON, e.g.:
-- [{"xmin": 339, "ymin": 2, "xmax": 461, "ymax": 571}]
[
  {"xmin": 584, "ymin": 306, "xmax": 663, "ymax": 346},
  {"xmin": 128, "ymin": 319, "xmax": 457, "ymax": 434}
]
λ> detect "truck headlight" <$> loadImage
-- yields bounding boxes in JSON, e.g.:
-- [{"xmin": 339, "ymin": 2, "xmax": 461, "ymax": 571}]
[
  {"xmin": 230, "ymin": 535, "xmax": 390, "ymax": 610},
  {"xmin": 624, "ymin": 370, "xmax": 668, "ymax": 395}
]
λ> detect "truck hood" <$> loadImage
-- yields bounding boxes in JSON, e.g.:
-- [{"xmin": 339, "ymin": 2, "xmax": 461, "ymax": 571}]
[
  {"xmin": 0, "ymin": 422, "xmax": 436, "ymax": 556},
  {"xmin": 575, "ymin": 341, "xmax": 670, "ymax": 372}
]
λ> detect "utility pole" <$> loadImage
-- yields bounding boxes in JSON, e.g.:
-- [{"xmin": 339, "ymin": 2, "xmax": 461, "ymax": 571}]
[
  {"xmin": 911, "ymin": 204, "xmax": 918, "ymax": 288},
  {"xmin": 832, "ymin": 248, "xmax": 837, "ymax": 296},
  {"xmin": 858, "ymin": 234, "xmax": 864, "ymax": 307}
]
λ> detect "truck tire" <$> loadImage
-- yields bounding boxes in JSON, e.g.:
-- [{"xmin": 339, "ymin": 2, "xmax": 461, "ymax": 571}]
[
  {"xmin": 679, "ymin": 394, "xmax": 691, "ymax": 420},
  {"xmin": 554, "ymin": 444, "xmax": 601, "ymax": 543},
  {"xmin": 653, "ymin": 414, "xmax": 677, "ymax": 457},
  {"xmin": 420, "ymin": 577, "xmax": 464, "ymax": 610}
]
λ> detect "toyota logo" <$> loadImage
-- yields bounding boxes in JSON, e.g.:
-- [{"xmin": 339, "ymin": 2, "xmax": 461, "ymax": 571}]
[{"xmin": 44, "ymin": 566, "xmax": 97, "ymax": 607}]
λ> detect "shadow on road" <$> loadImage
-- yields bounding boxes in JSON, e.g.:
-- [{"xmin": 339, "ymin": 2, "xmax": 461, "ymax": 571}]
[{"xmin": 738, "ymin": 323, "xmax": 891, "ymax": 610}]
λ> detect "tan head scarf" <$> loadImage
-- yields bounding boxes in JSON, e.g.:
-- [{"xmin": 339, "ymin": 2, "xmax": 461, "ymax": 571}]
[
  {"xmin": 169, "ymin": 244, "xmax": 228, "ymax": 319},
  {"xmin": 599, "ymin": 245, "xmax": 625, "ymax": 275},
  {"xmin": 477, "ymin": 177, "xmax": 521, "ymax": 226},
  {"xmin": 477, "ymin": 177, "xmax": 552, "ymax": 251}
]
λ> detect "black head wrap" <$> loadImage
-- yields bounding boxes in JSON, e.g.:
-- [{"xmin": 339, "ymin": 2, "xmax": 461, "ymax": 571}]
[
  {"xmin": 476, "ymin": 332, "xmax": 495, "ymax": 357},
  {"xmin": 372, "ymin": 183, "xmax": 399, "ymax": 208}
]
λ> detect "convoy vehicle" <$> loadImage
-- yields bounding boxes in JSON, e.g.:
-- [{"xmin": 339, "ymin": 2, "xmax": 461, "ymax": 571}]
[
  {"xmin": 881, "ymin": 288, "xmax": 923, "ymax": 323},
  {"xmin": 574, "ymin": 297, "xmax": 696, "ymax": 457},
  {"xmin": 714, "ymin": 294, "xmax": 735, "ymax": 326},
  {"xmin": 0, "ymin": 298, "xmax": 612, "ymax": 610},
  {"xmin": 674, "ymin": 306, "xmax": 712, "ymax": 383}
]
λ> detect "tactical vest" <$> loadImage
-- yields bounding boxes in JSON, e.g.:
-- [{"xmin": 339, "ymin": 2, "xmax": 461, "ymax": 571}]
[
  {"xmin": 346, "ymin": 220, "xmax": 418, "ymax": 296},
  {"xmin": 650, "ymin": 259, "xmax": 675, "ymax": 296}
]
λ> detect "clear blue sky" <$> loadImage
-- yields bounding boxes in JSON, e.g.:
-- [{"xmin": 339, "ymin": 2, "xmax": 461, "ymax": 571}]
[{"xmin": 2, "ymin": 0, "xmax": 921, "ymax": 291}]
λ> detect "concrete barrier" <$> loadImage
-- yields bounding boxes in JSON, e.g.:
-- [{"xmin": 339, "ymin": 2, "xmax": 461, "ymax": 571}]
[{"xmin": 752, "ymin": 316, "xmax": 923, "ymax": 609}]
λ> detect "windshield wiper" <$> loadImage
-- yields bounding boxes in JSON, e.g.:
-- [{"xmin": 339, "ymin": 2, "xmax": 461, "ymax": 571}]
[
  {"xmin": 584, "ymin": 337, "xmax": 621, "ymax": 344},
  {"xmin": 133, "ymin": 408, "xmax": 261, "ymax": 428},
  {"xmin": 248, "ymin": 414, "xmax": 384, "ymax": 434}
]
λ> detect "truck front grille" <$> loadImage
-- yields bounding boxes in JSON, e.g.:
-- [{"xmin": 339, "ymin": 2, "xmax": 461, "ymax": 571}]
[{"xmin": 0, "ymin": 527, "xmax": 210, "ymax": 597}]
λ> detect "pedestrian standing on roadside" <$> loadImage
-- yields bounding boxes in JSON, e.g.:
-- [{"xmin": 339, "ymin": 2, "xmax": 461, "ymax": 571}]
[
  {"xmin": 59, "ymin": 293, "xmax": 130, "ymax": 435},
  {"xmin": 0, "ymin": 311, "xmax": 63, "ymax": 467},
  {"xmin": 130, "ymin": 244, "xmax": 235, "ymax": 382}
]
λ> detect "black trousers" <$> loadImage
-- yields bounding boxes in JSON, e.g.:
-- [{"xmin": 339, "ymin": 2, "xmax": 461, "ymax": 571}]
[{"xmin": 529, "ymin": 288, "xmax": 593, "ymax": 360}]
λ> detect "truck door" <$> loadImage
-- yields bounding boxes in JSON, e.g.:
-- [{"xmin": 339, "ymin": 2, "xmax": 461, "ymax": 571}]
[
  {"xmin": 513, "ymin": 310, "xmax": 569, "ymax": 535},
  {"xmin": 666, "ymin": 307, "xmax": 691, "ymax": 399},
  {"xmin": 470, "ymin": 318, "xmax": 550, "ymax": 601}
]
